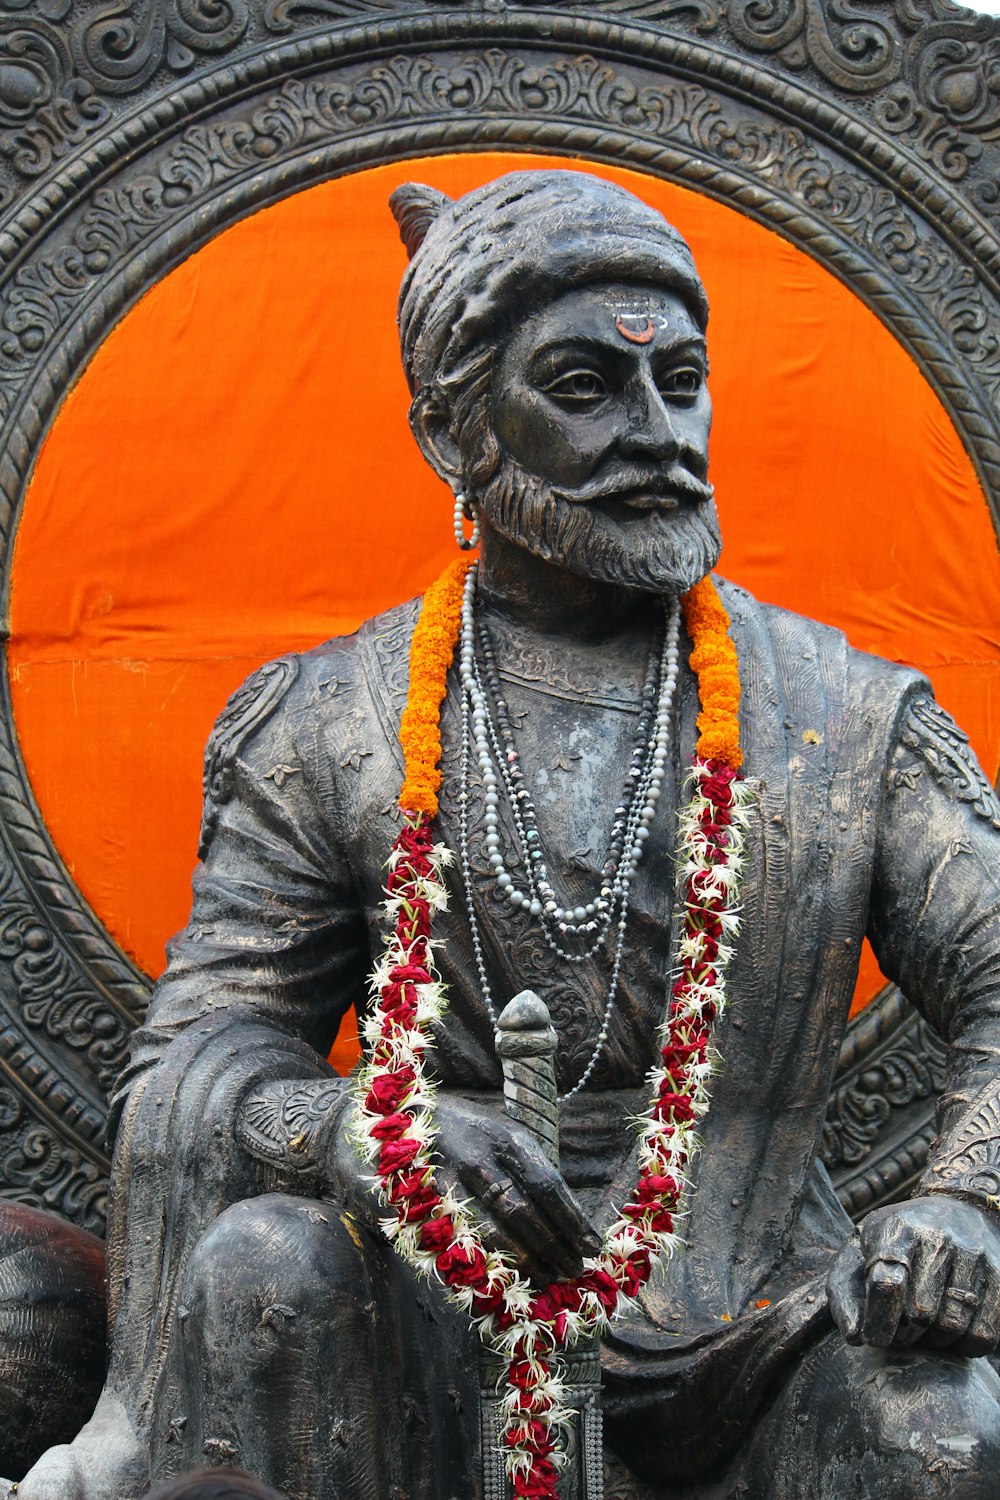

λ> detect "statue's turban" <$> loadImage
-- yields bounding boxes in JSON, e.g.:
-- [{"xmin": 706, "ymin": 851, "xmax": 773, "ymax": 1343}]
[{"xmin": 393, "ymin": 170, "xmax": 708, "ymax": 396}]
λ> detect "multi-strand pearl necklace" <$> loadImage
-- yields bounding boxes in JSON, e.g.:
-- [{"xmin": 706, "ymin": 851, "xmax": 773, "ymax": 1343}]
[{"xmin": 456, "ymin": 563, "xmax": 681, "ymax": 1099}]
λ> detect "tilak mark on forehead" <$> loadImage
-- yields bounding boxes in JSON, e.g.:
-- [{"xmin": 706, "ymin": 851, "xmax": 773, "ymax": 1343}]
[{"xmin": 614, "ymin": 311, "xmax": 659, "ymax": 345}]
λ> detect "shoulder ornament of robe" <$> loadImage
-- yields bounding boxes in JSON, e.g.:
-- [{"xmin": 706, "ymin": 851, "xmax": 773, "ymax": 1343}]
[
  {"xmin": 237, "ymin": 1076, "xmax": 348, "ymax": 1180},
  {"xmin": 199, "ymin": 655, "xmax": 300, "ymax": 857},
  {"xmin": 895, "ymin": 693, "xmax": 1000, "ymax": 831}
]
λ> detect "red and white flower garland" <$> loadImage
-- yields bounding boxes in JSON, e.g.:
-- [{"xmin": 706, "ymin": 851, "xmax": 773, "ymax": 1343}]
[{"xmin": 352, "ymin": 561, "xmax": 752, "ymax": 1500}]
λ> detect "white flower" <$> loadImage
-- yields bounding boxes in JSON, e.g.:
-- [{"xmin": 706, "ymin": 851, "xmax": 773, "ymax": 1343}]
[
  {"xmin": 501, "ymin": 1280, "xmax": 534, "ymax": 1320},
  {"xmin": 367, "ymin": 952, "xmax": 395, "ymax": 995},
  {"xmin": 361, "ymin": 1012, "xmax": 383, "ymax": 1049},
  {"xmin": 425, "ymin": 883, "xmax": 450, "ymax": 913},
  {"xmin": 678, "ymin": 931, "xmax": 709, "ymax": 961}
]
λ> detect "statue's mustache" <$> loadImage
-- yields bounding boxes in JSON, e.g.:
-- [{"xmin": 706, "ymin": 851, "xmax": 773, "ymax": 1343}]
[
  {"xmin": 550, "ymin": 464, "xmax": 714, "ymax": 509},
  {"xmin": 478, "ymin": 449, "xmax": 723, "ymax": 595}
]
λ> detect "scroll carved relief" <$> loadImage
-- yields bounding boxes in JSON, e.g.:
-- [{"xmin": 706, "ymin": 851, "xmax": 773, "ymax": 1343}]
[
  {"xmin": 73, "ymin": 0, "xmax": 250, "ymax": 94},
  {"xmin": 823, "ymin": 993, "xmax": 950, "ymax": 1215}
]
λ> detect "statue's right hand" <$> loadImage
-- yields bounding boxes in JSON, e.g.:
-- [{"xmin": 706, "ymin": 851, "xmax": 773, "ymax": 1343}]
[
  {"xmin": 333, "ymin": 1092, "xmax": 600, "ymax": 1282},
  {"xmin": 433, "ymin": 1093, "xmax": 602, "ymax": 1282}
]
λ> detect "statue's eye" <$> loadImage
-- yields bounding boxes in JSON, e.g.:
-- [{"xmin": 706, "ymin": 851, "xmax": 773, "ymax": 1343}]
[
  {"xmin": 658, "ymin": 366, "xmax": 703, "ymax": 401},
  {"xmin": 540, "ymin": 368, "xmax": 607, "ymax": 407}
]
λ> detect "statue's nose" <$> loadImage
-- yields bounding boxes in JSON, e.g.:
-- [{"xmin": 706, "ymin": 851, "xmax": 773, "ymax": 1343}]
[{"xmin": 619, "ymin": 373, "xmax": 679, "ymax": 460}]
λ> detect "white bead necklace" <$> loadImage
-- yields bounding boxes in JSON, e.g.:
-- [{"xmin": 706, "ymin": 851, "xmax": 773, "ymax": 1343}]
[
  {"xmin": 456, "ymin": 564, "xmax": 682, "ymax": 1099},
  {"xmin": 473, "ymin": 615, "xmax": 661, "ymax": 960}
]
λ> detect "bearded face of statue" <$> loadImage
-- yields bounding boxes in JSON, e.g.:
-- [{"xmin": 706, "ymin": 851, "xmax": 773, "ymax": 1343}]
[{"xmin": 478, "ymin": 282, "xmax": 721, "ymax": 596}]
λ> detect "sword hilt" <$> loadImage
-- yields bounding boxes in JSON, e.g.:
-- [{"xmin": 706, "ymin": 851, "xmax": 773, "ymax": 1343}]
[{"xmin": 495, "ymin": 990, "xmax": 559, "ymax": 1165}]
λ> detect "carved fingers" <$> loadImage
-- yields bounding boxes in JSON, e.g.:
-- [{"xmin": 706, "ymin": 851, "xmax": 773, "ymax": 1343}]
[
  {"xmin": 438, "ymin": 1099, "xmax": 599, "ymax": 1281},
  {"xmin": 904, "ymin": 1235, "xmax": 952, "ymax": 1331},
  {"xmin": 922, "ymin": 1242, "xmax": 1000, "ymax": 1358},
  {"xmin": 503, "ymin": 1136, "xmax": 601, "ymax": 1251},
  {"xmin": 827, "ymin": 1237, "xmax": 893, "ymax": 1345},
  {"xmin": 862, "ymin": 1255, "xmax": 910, "ymax": 1346},
  {"xmin": 828, "ymin": 1196, "xmax": 1000, "ymax": 1357},
  {"xmin": 480, "ymin": 1134, "xmax": 600, "ymax": 1281},
  {"xmin": 474, "ymin": 1175, "xmax": 584, "ymax": 1282}
]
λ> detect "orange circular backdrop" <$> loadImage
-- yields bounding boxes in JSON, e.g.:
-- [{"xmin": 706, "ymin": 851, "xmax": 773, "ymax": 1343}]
[{"xmin": 8, "ymin": 152, "xmax": 1000, "ymax": 1071}]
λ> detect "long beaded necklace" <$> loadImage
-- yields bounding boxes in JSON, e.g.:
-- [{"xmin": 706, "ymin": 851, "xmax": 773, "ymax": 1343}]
[{"xmin": 456, "ymin": 563, "xmax": 681, "ymax": 1099}]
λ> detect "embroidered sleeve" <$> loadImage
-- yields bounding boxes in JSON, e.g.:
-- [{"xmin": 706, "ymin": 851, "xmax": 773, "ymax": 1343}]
[
  {"xmin": 200, "ymin": 656, "xmax": 299, "ymax": 857},
  {"xmin": 921, "ymin": 1078, "xmax": 1000, "ymax": 1212},
  {"xmin": 870, "ymin": 689, "xmax": 1000, "ymax": 1213},
  {"xmin": 894, "ymin": 693, "xmax": 1000, "ymax": 831}
]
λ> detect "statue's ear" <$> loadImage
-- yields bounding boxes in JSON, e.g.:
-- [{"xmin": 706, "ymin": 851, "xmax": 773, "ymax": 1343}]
[{"xmin": 409, "ymin": 387, "xmax": 463, "ymax": 487}]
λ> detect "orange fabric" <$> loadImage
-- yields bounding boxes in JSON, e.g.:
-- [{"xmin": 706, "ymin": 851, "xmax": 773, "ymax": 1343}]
[{"xmin": 8, "ymin": 152, "xmax": 999, "ymax": 1075}]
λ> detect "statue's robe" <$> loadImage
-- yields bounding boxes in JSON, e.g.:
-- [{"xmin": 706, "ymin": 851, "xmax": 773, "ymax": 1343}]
[{"xmin": 99, "ymin": 579, "xmax": 1000, "ymax": 1498}]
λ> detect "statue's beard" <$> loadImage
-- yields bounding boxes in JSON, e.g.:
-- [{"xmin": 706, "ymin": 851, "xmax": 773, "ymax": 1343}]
[{"xmin": 476, "ymin": 455, "xmax": 723, "ymax": 596}]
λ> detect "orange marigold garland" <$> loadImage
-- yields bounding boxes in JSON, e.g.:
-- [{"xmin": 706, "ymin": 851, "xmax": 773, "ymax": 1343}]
[
  {"xmin": 681, "ymin": 573, "xmax": 743, "ymax": 770},
  {"xmin": 399, "ymin": 556, "xmax": 472, "ymax": 818},
  {"xmin": 354, "ymin": 566, "xmax": 752, "ymax": 1500}
]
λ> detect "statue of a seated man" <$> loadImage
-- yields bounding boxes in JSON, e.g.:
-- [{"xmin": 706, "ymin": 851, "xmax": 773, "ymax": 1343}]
[{"xmin": 17, "ymin": 170, "xmax": 1000, "ymax": 1500}]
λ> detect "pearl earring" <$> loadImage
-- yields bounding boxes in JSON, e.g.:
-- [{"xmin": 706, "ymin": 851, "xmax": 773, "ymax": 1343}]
[{"xmin": 453, "ymin": 491, "xmax": 480, "ymax": 551}]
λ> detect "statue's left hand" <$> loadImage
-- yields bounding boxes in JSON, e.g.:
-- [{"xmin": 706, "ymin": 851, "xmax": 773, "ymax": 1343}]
[{"xmin": 827, "ymin": 1195, "xmax": 1000, "ymax": 1356}]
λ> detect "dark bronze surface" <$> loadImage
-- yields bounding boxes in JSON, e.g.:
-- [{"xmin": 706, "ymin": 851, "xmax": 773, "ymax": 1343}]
[{"xmin": 0, "ymin": 1200, "xmax": 105, "ymax": 1477}]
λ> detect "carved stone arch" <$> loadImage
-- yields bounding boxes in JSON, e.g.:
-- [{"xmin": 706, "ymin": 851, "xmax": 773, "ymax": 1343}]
[{"xmin": 0, "ymin": 2, "xmax": 994, "ymax": 1233}]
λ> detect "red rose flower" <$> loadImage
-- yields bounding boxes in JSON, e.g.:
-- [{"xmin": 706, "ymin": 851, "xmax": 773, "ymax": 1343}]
[
  {"xmin": 388, "ymin": 961, "xmax": 431, "ymax": 986},
  {"xmin": 634, "ymin": 1173, "xmax": 681, "ymax": 1202},
  {"xmin": 470, "ymin": 1282, "xmax": 507, "ymax": 1318},
  {"xmin": 387, "ymin": 1172, "xmax": 441, "ymax": 1222},
  {"xmin": 436, "ymin": 1240, "xmax": 489, "ymax": 1290},
  {"xmin": 364, "ymin": 1067, "xmax": 416, "ymax": 1115},
  {"xmin": 418, "ymin": 1215, "xmax": 455, "ymax": 1253},
  {"xmin": 577, "ymin": 1267, "xmax": 619, "ymax": 1316},
  {"xmin": 378, "ymin": 1136, "xmax": 421, "ymax": 1174},
  {"xmin": 652, "ymin": 1091, "xmax": 696, "ymax": 1124},
  {"xmin": 512, "ymin": 1457, "xmax": 560, "ymax": 1498},
  {"xmin": 369, "ymin": 1112, "xmax": 411, "ymax": 1141}
]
